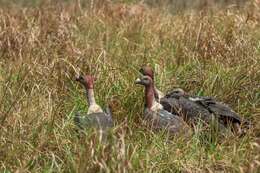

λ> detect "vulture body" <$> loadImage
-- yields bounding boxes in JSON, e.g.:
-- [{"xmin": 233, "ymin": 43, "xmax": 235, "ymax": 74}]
[
  {"xmin": 74, "ymin": 108, "xmax": 113, "ymax": 131},
  {"xmin": 135, "ymin": 75, "xmax": 191, "ymax": 136},
  {"xmin": 160, "ymin": 91, "xmax": 215, "ymax": 126},
  {"xmin": 165, "ymin": 89, "xmax": 250, "ymax": 133}
]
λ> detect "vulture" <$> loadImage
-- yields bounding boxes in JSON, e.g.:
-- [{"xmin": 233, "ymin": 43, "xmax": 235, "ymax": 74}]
[
  {"xmin": 74, "ymin": 75, "xmax": 113, "ymax": 138},
  {"xmin": 135, "ymin": 75, "xmax": 191, "ymax": 136}
]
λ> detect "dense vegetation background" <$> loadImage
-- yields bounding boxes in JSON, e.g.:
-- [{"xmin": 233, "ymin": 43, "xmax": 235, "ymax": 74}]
[{"xmin": 0, "ymin": 0, "xmax": 259, "ymax": 172}]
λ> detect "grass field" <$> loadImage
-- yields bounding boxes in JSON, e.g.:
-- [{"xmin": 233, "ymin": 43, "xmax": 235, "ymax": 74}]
[{"xmin": 0, "ymin": 0, "xmax": 260, "ymax": 172}]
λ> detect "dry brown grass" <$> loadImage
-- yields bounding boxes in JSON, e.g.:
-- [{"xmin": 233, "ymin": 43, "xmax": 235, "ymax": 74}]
[{"xmin": 0, "ymin": 0, "xmax": 259, "ymax": 172}]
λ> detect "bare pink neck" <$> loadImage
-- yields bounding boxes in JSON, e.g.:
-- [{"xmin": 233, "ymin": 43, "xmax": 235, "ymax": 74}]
[
  {"xmin": 86, "ymin": 88, "xmax": 96, "ymax": 106},
  {"xmin": 145, "ymin": 84, "xmax": 155, "ymax": 110}
]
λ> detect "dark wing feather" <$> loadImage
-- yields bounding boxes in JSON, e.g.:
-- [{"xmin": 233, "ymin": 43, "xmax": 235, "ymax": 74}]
[
  {"xmin": 74, "ymin": 112, "xmax": 113, "ymax": 130},
  {"xmin": 160, "ymin": 97, "xmax": 180, "ymax": 115},
  {"xmin": 191, "ymin": 96, "xmax": 242, "ymax": 123},
  {"xmin": 157, "ymin": 109, "xmax": 189, "ymax": 134},
  {"xmin": 144, "ymin": 108, "xmax": 189, "ymax": 135},
  {"xmin": 160, "ymin": 95, "xmax": 214, "ymax": 125},
  {"xmin": 178, "ymin": 97, "xmax": 215, "ymax": 124}
]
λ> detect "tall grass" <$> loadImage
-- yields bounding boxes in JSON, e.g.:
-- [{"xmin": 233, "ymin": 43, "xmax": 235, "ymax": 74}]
[{"xmin": 0, "ymin": 0, "xmax": 259, "ymax": 172}]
